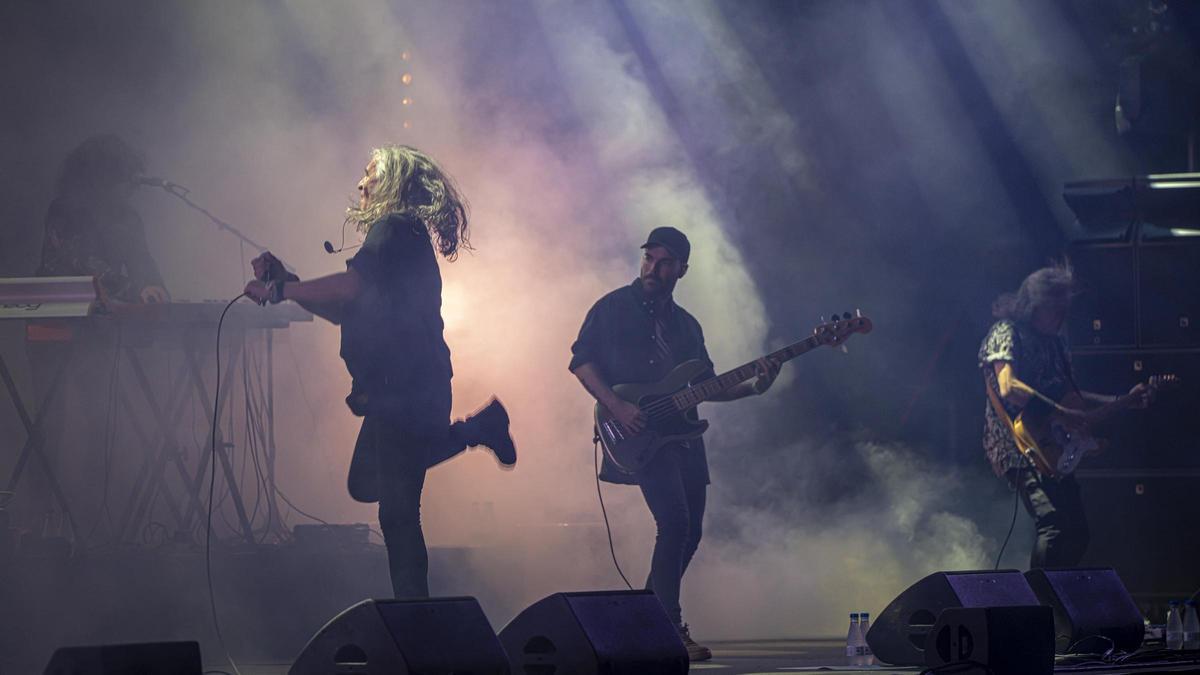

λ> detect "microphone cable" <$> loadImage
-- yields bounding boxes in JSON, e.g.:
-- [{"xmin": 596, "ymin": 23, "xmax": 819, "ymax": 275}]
[
  {"xmin": 994, "ymin": 468, "xmax": 1023, "ymax": 570},
  {"xmin": 594, "ymin": 437, "xmax": 634, "ymax": 590},
  {"xmin": 207, "ymin": 293, "xmax": 248, "ymax": 675}
]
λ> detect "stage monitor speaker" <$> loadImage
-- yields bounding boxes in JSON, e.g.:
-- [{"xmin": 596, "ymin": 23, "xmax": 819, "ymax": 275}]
[
  {"xmin": 1067, "ymin": 243, "xmax": 1136, "ymax": 348},
  {"xmin": 865, "ymin": 570, "xmax": 1039, "ymax": 666},
  {"xmin": 497, "ymin": 590, "xmax": 687, "ymax": 675},
  {"xmin": 288, "ymin": 597, "xmax": 509, "ymax": 675},
  {"xmin": 924, "ymin": 606, "xmax": 1054, "ymax": 675},
  {"xmin": 43, "ymin": 641, "xmax": 201, "ymax": 675},
  {"xmin": 1024, "ymin": 567, "xmax": 1144, "ymax": 654}
]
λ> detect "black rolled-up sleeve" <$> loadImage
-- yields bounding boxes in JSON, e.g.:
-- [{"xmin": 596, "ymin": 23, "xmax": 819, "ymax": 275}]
[{"xmin": 569, "ymin": 298, "xmax": 607, "ymax": 373}]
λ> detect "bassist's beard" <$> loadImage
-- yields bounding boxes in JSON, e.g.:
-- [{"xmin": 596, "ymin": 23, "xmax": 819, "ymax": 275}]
[{"xmin": 641, "ymin": 275, "xmax": 676, "ymax": 298}]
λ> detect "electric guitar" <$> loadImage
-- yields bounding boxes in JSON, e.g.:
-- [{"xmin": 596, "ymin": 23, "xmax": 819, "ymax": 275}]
[
  {"xmin": 595, "ymin": 311, "xmax": 873, "ymax": 474},
  {"xmin": 1011, "ymin": 374, "xmax": 1179, "ymax": 477}
]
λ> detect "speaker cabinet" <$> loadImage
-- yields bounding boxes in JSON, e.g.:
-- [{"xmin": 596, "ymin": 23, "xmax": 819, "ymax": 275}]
[
  {"xmin": 498, "ymin": 590, "xmax": 686, "ymax": 675},
  {"xmin": 1078, "ymin": 474, "xmax": 1200, "ymax": 599},
  {"xmin": 289, "ymin": 597, "xmax": 509, "ymax": 675},
  {"xmin": 865, "ymin": 570, "xmax": 1039, "ymax": 666},
  {"xmin": 924, "ymin": 606, "xmax": 1054, "ymax": 675},
  {"xmin": 43, "ymin": 641, "xmax": 201, "ymax": 675},
  {"xmin": 1068, "ymin": 243, "xmax": 1137, "ymax": 348},
  {"xmin": 1024, "ymin": 568, "xmax": 1144, "ymax": 654},
  {"xmin": 1139, "ymin": 241, "xmax": 1200, "ymax": 347}
]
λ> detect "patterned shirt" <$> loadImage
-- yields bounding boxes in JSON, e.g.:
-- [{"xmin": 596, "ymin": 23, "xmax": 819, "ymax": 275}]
[
  {"xmin": 978, "ymin": 319, "xmax": 1073, "ymax": 477},
  {"xmin": 36, "ymin": 197, "xmax": 165, "ymax": 303}
]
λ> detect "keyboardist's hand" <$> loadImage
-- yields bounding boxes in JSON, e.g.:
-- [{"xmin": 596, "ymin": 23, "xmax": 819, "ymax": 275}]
[{"xmin": 139, "ymin": 285, "xmax": 169, "ymax": 304}]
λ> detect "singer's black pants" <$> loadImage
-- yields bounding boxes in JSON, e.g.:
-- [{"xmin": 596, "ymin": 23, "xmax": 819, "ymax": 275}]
[{"xmin": 352, "ymin": 414, "xmax": 466, "ymax": 599}]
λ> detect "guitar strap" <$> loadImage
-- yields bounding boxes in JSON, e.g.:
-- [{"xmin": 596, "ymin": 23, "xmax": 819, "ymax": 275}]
[
  {"xmin": 983, "ymin": 370, "xmax": 1018, "ymax": 436},
  {"xmin": 983, "ymin": 370, "xmax": 1041, "ymax": 474}
]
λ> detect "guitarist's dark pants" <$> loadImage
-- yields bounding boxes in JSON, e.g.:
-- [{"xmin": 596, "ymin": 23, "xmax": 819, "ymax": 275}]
[
  {"xmin": 638, "ymin": 442, "xmax": 708, "ymax": 627},
  {"xmin": 1009, "ymin": 468, "xmax": 1090, "ymax": 569}
]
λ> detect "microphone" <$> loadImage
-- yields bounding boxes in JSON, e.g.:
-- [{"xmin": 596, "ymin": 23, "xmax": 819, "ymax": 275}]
[{"xmin": 323, "ymin": 240, "xmax": 362, "ymax": 254}]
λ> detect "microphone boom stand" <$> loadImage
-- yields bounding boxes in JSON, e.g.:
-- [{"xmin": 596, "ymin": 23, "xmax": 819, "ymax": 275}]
[{"xmin": 153, "ymin": 181, "xmax": 300, "ymax": 277}]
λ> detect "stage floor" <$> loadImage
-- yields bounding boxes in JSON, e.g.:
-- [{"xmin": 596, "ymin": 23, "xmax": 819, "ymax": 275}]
[
  {"xmin": 6, "ymin": 547, "xmax": 1200, "ymax": 675},
  {"xmin": 209, "ymin": 638, "xmax": 873, "ymax": 675},
  {"xmin": 210, "ymin": 639, "xmax": 1200, "ymax": 675}
]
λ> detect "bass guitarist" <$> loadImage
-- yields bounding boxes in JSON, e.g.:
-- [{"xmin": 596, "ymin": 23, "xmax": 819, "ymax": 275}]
[
  {"xmin": 569, "ymin": 226, "xmax": 779, "ymax": 662},
  {"xmin": 980, "ymin": 265, "xmax": 1151, "ymax": 569}
]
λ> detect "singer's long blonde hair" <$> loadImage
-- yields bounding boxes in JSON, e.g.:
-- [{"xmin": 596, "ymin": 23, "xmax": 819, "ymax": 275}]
[{"xmin": 345, "ymin": 145, "xmax": 471, "ymax": 261}]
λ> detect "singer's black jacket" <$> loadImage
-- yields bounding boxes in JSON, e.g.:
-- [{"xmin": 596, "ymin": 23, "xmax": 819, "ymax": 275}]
[{"xmin": 340, "ymin": 214, "xmax": 452, "ymax": 431}]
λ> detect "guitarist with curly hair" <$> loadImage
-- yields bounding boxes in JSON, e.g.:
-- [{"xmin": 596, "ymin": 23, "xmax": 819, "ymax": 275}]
[{"xmin": 980, "ymin": 265, "xmax": 1153, "ymax": 569}]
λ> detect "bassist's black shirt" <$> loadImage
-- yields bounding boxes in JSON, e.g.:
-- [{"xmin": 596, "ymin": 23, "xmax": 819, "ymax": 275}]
[{"xmin": 570, "ymin": 279, "xmax": 714, "ymax": 483}]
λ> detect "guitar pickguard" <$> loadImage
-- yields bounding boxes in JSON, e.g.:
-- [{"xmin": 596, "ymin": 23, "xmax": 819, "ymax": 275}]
[{"xmin": 1048, "ymin": 420, "xmax": 1099, "ymax": 475}]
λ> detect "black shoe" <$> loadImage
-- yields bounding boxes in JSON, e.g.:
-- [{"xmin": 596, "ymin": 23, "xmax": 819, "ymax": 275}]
[
  {"xmin": 678, "ymin": 623, "xmax": 712, "ymax": 662},
  {"xmin": 464, "ymin": 397, "xmax": 516, "ymax": 467}
]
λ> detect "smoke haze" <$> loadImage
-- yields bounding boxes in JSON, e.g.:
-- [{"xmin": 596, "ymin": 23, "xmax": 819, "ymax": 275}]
[{"xmin": 0, "ymin": 0, "xmax": 1155, "ymax": 654}]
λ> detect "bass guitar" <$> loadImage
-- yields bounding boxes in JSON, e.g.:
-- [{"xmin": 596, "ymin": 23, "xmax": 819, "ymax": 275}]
[
  {"xmin": 595, "ymin": 311, "xmax": 872, "ymax": 474},
  {"xmin": 1011, "ymin": 374, "xmax": 1179, "ymax": 477}
]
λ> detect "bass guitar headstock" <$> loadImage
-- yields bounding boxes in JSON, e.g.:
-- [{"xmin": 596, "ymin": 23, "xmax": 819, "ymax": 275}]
[{"xmin": 813, "ymin": 310, "xmax": 873, "ymax": 349}]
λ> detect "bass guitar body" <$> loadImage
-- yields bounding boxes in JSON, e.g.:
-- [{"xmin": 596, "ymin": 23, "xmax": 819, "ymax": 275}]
[
  {"xmin": 591, "ymin": 312, "xmax": 874, "ymax": 476},
  {"xmin": 1012, "ymin": 391, "xmax": 1098, "ymax": 478},
  {"xmin": 595, "ymin": 360, "xmax": 711, "ymax": 475}
]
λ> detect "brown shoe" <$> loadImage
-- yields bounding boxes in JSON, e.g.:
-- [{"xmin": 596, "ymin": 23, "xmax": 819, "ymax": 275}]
[{"xmin": 679, "ymin": 623, "xmax": 712, "ymax": 662}]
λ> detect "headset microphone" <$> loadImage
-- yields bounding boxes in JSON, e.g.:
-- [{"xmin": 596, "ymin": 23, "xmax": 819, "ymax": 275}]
[{"xmin": 323, "ymin": 240, "xmax": 361, "ymax": 254}]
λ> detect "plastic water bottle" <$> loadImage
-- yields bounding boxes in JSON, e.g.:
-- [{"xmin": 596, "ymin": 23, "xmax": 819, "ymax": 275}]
[
  {"xmin": 846, "ymin": 613, "xmax": 862, "ymax": 666},
  {"xmin": 860, "ymin": 612, "xmax": 874, "ymax": 665},
  {"xmin": 1185, "ymin": 600, "xmax": 1200, "ymax": 650},
  {"xmin": 1167, "ymin": 600, "xmax": 1184, "ymax": 650}
]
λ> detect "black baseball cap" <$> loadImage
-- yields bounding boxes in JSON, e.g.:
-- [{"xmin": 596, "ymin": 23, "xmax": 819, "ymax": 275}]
[{"xmin": 640, "ymin": 226, "xmax": 690, "ymax": 262}]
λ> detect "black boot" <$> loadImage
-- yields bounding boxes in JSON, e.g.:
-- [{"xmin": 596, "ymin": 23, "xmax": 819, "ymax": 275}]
[{"xmin": 458, "ymin": 397, "xmax": 516, "ymax": 467}]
